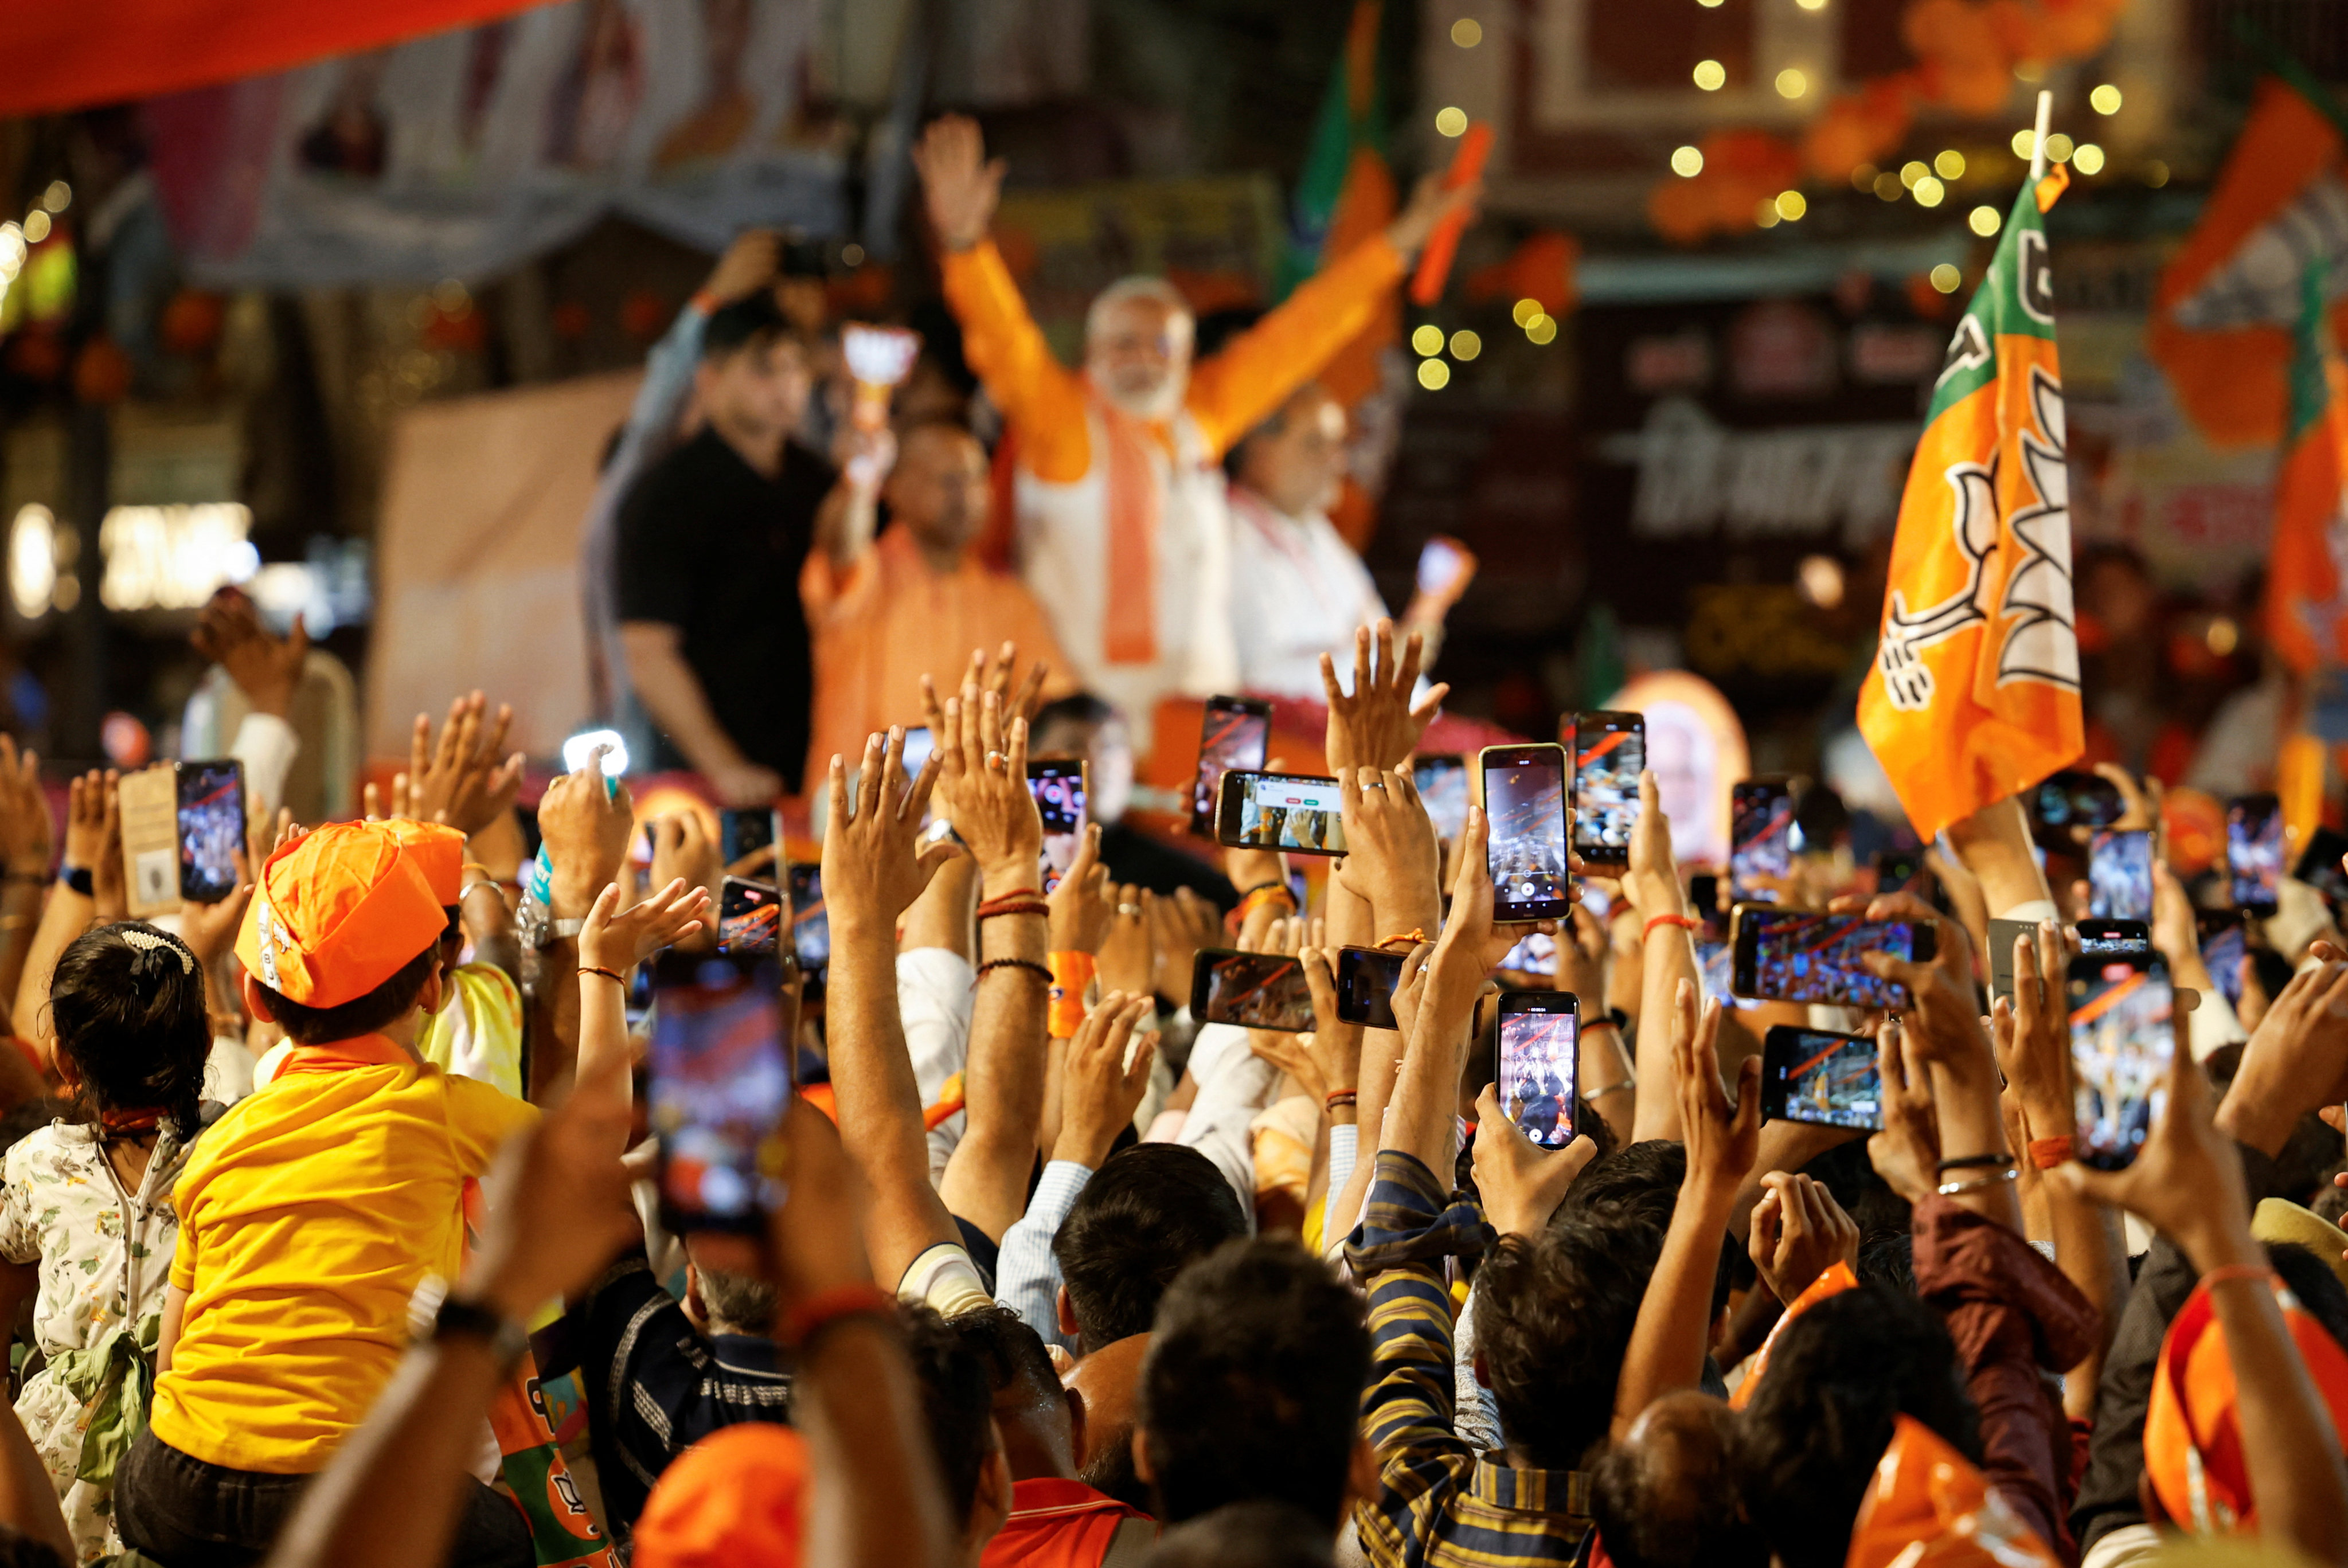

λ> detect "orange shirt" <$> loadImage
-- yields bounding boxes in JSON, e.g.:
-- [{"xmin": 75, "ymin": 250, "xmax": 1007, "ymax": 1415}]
[
  {"xmin": 980, "ymin": 1477, "xmax": 1154, "ymax": 1568},
  {"xmin": 800, "ymin": 523, "xmax": 1074, "ymax": 781}
]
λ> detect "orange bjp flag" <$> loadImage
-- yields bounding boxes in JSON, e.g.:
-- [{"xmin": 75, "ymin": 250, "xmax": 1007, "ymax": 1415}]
[
  {"xmin": 1858, "ymin": 171, "xmax": 2082, "ymax": 842},
  {"xmin": 2264, "ymin": 259, "xmax": 2348, "ymax": 677}
]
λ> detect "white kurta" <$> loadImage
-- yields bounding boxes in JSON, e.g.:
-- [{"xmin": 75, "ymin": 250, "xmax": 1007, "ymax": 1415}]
[{"xmin": 1225, "ymin": 486, "xmax": 1393, "ymax": 701}]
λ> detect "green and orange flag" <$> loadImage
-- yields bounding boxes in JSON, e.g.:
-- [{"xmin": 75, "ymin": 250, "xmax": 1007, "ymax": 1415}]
[
  {"xmin": 1858, "ymin": 169, "xmax": 2081, "ymax": 842},
  {"xmin": 2263, "ymin": 259, "xmax": 2348, "ymax": 677}
]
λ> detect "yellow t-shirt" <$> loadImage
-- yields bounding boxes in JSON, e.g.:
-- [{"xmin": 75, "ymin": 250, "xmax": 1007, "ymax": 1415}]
[
  {"xmin": 151, "ymin": 1034, "xmax": 538, "ymax": 1473},
  {"xmin": 419, "ymin": 963, "xmax": 526, "ymax": 1102}
]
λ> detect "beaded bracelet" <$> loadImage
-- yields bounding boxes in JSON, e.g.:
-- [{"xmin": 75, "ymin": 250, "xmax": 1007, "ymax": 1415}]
[
  {"xmin": 1643, "ymin": 913, "xmax": 1699, "ymax": 939},
  {"xmin": 978, "ymin": 957, "xmax": 1053, "ymax": 984}
]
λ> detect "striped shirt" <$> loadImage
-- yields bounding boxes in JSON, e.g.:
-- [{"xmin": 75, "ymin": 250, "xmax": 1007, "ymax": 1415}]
[{"xmin": 1347, "ymin": 1149, "xmax": 1593, "ymax": 1567}]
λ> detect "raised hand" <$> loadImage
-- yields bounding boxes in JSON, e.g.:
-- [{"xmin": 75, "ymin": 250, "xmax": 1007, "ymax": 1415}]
[
  {"xmin": 1624, "ymin": 769, "xmax": 1683, "ymax": 918},
  {"xmin": 928, "ymin": 685, "xmax": 1042, "ymax": 885},
  {"xmin": 646, "ymin": 813, "xmax": 722, "ymax": 953},
  {"xmin": 1149, "ymin": 886, "xmax": 1222, "ymax": 1003},
  {"xmin": 1321, "ymin": 620, "xmax": 1447, "ymax": 775},
  {"xmin": 181, "ymin": 849, "xmax": 256, "ymax": 965},
  {"xmin": 1472, "ymin": 1083, "xmax": 1597, "ymax": 1238},
  {"xmin": 190, "ymin": 591, "xmax": 308, "ymax": 720},
  {"xmin": 821, "ymin": 728, "xmax": 953, "ymax": 940},
  {"xmin": 1990, "ymin": 918, "xmax": 2073, "ymax": 1137},
  {"xmin": 912, "ymin": 114, "xmax": 1004, "ymax": 253},
  {"xmin": 1384, "ymin": 169, "xmax": 1485, "ymax": 259},
  {"xmin": 0, "ymin": 737, "xmax": 50, "ymax": 878},
  {"xmin": 1436, "ymin": 802, "xmax": 1555, "ymax": 980},
  {"xmin": 2217, "ymin": 957, "xmax": 2348, "ymax": 1156},
  {"xmin": 1335, "ymin": 764, "xmax": 1441, "ymax": 928},
  {"xmin": 1097, "ymin": 883, "xmax": 1154, "ymax": 998},
  {"xmin": 1054, "ymin": 992, "xmax": 1159, "ymax": 1167},
  {"xmin": 1671, "ymin": 979, "xmax": 1760, "ymax": 1197},
  {"xmin": 1867, "ymin": 1020, "xmax": 1941, "ymax": 1204},
  {"xmin": 702, "ymin": 228, "xmax": 781, "ymax": 306},
  {"xmin": 86, "ymin": 773, "xmax": 124, "ymax": 921},
  {"xmin": 1048, "ymin": 824, "xmax": 1112, "ymax": 955},
  {"xmin": 536, "ymin": 746, "xmax": 634, "ymax": 921},
  {"xmin": 1748, "ymin": 1170, "xmax": 1860, "ymax": 1303},
  {"xmin": 580, "ymin": 878, "xmax": 710, "ymax": 972},
  {"xmin": 402, "ymin": 692, "xmax": 524, "ymax": 838}
]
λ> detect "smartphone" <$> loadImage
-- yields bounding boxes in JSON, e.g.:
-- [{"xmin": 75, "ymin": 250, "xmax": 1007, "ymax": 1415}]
[
  {"xmin": 1687, "ymin": 873, "xmax": 1724, "ymax": 939},
  {"xmin": 1875, "ymin": 849, "xmax": 1922, "ymax": 894},
  {"xmin": 718, "ymin": 875, "xmax": 783, "ymax": 955},
  {"xmin": 2228, "ymin": 792, "xmax": 2284, "ymax": 917},
  {"xmin": 1730, "ymin": 905, "xmax": 1937, "ymax": 1009},
  {"xmin": 1417, "ymin": 534, "xmax": 1476, "ymax": 600},
  {"xmin": 1498, "ymin": 930, "xmax": 1557, "ymax": 976},
  {"xmin": 1216, "ymin": 771, "xmax": 1349, "ymax": 856},
  {"xmin": 1480, "ymin": 744, "xmax": 1572, "ymax": 922},
  {"xmin": 1028, "ymin": 759, "xmax": 1088, "ymax": 893},
  {"xmin": 2031, "ymin": 769, "xmax": 2126, "ymax": 831},
  {"xmin": 649, "ymin": 950, "xmax": 792, "ymax": 1232},
  {"xmin": 1985, "ymin": 914, "xmax": 2039, "ymax": 1006},
  {"xmin": 2076, "ymin": 918, "xmax": 2151, "ymax": 957},
  {"xmin": 1496, "ymin": 991, "xmax": 1580, "ymax": 1150},
  {"xmin": 720, "ymin": 807, "xmax": 779, "ymax": 871},
  {"xmin": 176, "ymin": 759, "xmax": 246, "ymax": 905},
  {"xmin": 2068, "ymin": 952, "xmax": 2174, "ymax": 1171},
  {"xmin": 2298, "ymin": 824, "xmax": 2348, "ymax": 908},
  {"xmin": 2201, "ymin": 921, "xmax": 2247, "ymax": 1007},
  {"xmin": 1696, "ymin": 937, "xmax": 1761, "ymax": 1011},
  {"xmin": 1729, "ymin": 780, "xmax": 1795, "ymax": 904},
  {"xmin": 786, "ymin": 863, "xmax": 829, "ymax": 997},
  {"xmin": 1761, "ymin": 1025, "xmax": 1884, "ymax": 1131},
  {"xmin": 2088, "ymin": 830, "xmax": 2154, "ymax": 921},
  {"xmin": 1568, "ymin": 712, "xmax": 1644, "ymax": 872},
  {"xmin": 1336, "ymin": 946, "xmax": 1405, "ymax": 1029},
  {"xmin": 1413, "ymin": 754, "xmax": 1470, "ymax": 842},
  {"xmin": 900, "ymin": 725, "xmax": 936, "ymax": 781},
  {"xmin": 1191, "ymin": 697, "xmax": 1272, "ymax": 836},
  {"xmin": 1190, "ymin": 948, "xmax": 1314, "ymax": 1033}
]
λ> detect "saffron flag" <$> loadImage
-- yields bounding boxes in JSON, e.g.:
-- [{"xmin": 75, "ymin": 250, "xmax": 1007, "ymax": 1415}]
[
  {"xmin": 2264, "ymin": 260, "xmax": 2348, "ymax": 677},
  {"xmin": 1858, "ymin": 171, "xmax": 2081, "ymax": 842}
]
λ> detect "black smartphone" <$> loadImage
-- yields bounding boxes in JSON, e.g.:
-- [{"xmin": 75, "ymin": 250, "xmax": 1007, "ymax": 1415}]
[
  {"xmin": 2228, "ymin": 792, "xmax": 2284, "ymax": 917},
  {"xmin": 2298, "ymin": 824, "xmax": 2348, "ymax": 908},
  {"xmin": 1216, "ymin": 771, "xmax": 1348, "ymax": 856},
  {"xmin": 1875, "ymin": 848, "xmax": 1922, "ymax": 893},
  {"xmin": 1567, "ymin": 712, "xmax": 1644, "ymax": 871},
  {"xmin": 177, "ymin": 758, "xmax": 246, "ymax": 904},
  {"xmin": 720, "ymin": 807, "xmax": 780, "ymax": 871},
  {"xmin": 1336, "ymin": 946, "xmax": 1405, "ymax": 1029},
  {"xmin": 2031, "ymin": 769, "xmax": 2126, "ymax": 831},
  {"xmin": 1985, "ymin": 914, "xmax": 2039, "ymax": 1006},
  {"xmin": 2088, "ymin": 829, "xmax": 2154, "ymax": 921},
  {"xmin": 786, "ymin": 863, "xmax": 829, "ymax": 998},
  {"xmin": 2076, "ymin": 918, "xmax": 2151, "ymax": 957},
  {"xmin": 1730, "ymin": 780, "xmax": 1795, "ymax": 904},
  {"xmin": 718, "ymin": 875, "xmax": 783, "ymax": 955},
  {"xmin": 1496, "ymin": 990, "xmax": 1580, "ymax": 1150},
  {"xmin": 1190, "ymin": 948, "xmax": 1314, "ymax": 1033},
  {"xmin": 650, "ymin": 950, "xmax": 792, "ymax": 1233},
  {"xmin": 1413, "ymin": 754, "xmax": 1470, "ymax": 842},
  {"xmin": 1192, "ymin": 697, "xmax": 1272, "ymax": 836},
  {"xmin": 2201, "ymin": 919, "xmax": 2247, "ymax": 1007},
  {"xmin": 2068, "ymin": 951, "xmax": 2174, "ymax": 1171},
  {"xmin": 900, "ymin": 725, "xmax": 936, "ymax": 780},
  {"xmin": 1730, "ymin": 905, "xmax": 1937, "ymax": 1009},
  {"xmin": 1480, "ymin": 743, "xmax": 1572, "ymax": 922},
  {"xmin": 1761, "ymin": 1025, "xmax": 1884, "ymax": 1131},
  {"xmin": 1028, "ymin": 759, "xmax": 1088, "ymax": 893}
]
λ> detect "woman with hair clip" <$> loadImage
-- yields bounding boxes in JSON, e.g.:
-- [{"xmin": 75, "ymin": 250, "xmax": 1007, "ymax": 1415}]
[{"xmin": 0, "ymin": 923, "xmax": 218, "ymax": 1563}]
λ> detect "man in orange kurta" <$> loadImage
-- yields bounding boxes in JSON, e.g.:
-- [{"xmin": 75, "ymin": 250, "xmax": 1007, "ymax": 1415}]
[
  {"xmin": 802, "ymin": 421, "xmax": 1073, "ymax": 782},
  {"xmin": 912, "ymin": 115, "xmax": 1475, "ymax": 749}
]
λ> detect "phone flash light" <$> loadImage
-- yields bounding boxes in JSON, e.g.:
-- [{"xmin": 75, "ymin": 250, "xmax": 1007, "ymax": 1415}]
[
  {"xmin": 564, "ymin": 729, "xmax": 630, "ymax": 777},
  {"xmin": 842, "ymin": 324, "xmax": 921, "ymax": 389}
]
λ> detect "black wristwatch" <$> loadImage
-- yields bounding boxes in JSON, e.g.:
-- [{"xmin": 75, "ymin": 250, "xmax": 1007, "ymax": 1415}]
[
  {"xmin": 431, "ymin": 1294, "xmax": 530, "ymax": 1373},
  {"xmin": 59, "ymin": 865, "xmax": 92, "ymax": 898}
]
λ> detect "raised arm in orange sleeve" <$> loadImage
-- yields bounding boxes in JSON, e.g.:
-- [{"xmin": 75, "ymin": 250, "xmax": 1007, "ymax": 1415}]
[
  {"xmin": 939, "ymin": 240, "xmax": 1093, "ymax": 483},
  {"xmin": 1184, "ymin": 234, "xmax": 1408, "ymax": 459}
]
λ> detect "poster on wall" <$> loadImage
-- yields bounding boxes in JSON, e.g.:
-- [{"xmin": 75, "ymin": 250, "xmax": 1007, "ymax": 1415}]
[{"xmin": 141, "ymin": 0, "xmax": 849, "ymax": 287}]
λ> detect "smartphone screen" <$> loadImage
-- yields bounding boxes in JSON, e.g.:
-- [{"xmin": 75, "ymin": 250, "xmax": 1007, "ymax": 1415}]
[
  {"xmin": 1192, "ymin": 698, "xmax": 1272, "ymax": 836},
  {"xmin": 2076, "ymin": 918, "xmax": 2150, "ymax": 957},
  {"xmin": 1481, "ymin": 745, "xmax": 1571, "ymax": 921},
  {"xmin": 1497, "ymin": 992, "xmax": 1579, "ymax": 1149},
  {"xmin": 1029, "ymin": 761, "xmax": 1088, "ymax": 893},
  {"xmin": 2228, "ymin": 793, "xmax": 2284, "ymax": 915},
  {"xmin": 1417, "ymin": 535, "xmax": 1473, "ymax": 599},
  {"xmin": 1695, "ymin": 937, "xmax": 1761, "ymax": 1011},
  {"xmin": 2069, "ymin": 953, "xmax": 2174, "ymax": 1170},
  {"xmin": 1190, "ymin": 949, "xmax": 1315, "ymax": 1033},
  {"xmin": 650, "ymin": 951, "xmax": 792, "ymax": 1232},
  {"xmin": 1336, "ymin": 946, "xmax": 1404, "ymax": 1029},
  {"xmin": 177, "ymin": 759, "xmax": 245, "ymax": 904},
  {"xmin": 2202, "ymin": 922, "xmax": 2247, "ymax": 1007},
  {"xmin": 1762, "ymin": 1026, "xmax": 1883, "ymax": 1131},
  {"xmin": 1569, "ymin": 713, "xmax": 1643, "ymax": 870},
  {"xmin": 1218, "ymin": 771, "xmax": 1349, "ymax": 856},
  {"xmin": 1413, "ymin": 754, "xmax": 1470, "ymax": 842},
  {"xmin": 2296, "ymin": 825, "xmax": 2348, "ymax": 908},
  {"xmin": 786, "ymin": 863, "xmax": 829, "ymax": 994},
  {"xmin": 720, "ymin": 807, "xmax": 779, "ymax": 870},
  {"xmin": 900, "ymin": 725, "xmax": 936, "ymax": 781},
  {"xmin": 2031, "ymin": 769, "xmax": 2125, "ymax": 831},
  {"xmin": 1498, "ymin": 930, "xmax": 1557, "ymax": 976},
  {"xmin": 719, "ymin": 876, "xmax": 783, "ymax": 955},
  {"xmin": 2088, "ymin": 830, "xmax": 2154, "ymax": 921},
  {"xmin": 1730, "ymin": 781, "xmax": 1794, "ymax": 904},
  {"xmin": 1732, "ymin": 907, "xmax": 1936, "ymax": 1009}
]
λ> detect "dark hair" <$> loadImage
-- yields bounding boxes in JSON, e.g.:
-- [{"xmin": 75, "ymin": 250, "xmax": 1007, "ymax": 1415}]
[
  {"xmin": 1589, "ymin": 1395, "xmax": 1767, "ymax": 1568},
  {"xmin": 2277, "ymin": 1112, "xmax": 2345, "ymax": 1210},
  {"xmin": 1560, "ymin": 1139, "xmax": 1686, "ymax": 1234},
  {"xmin": 693, "ymin": 1265, "xmax": 778, "ymax": 1336},
  {"xmin": 701, "ymin": 291, "xmax": 791, "ymax": 359},
  {"xmin": 1728, "ymin": 1286, "xmax": 1978, "ymax": 1568},
  {"xmin": 2269, "ymin": 1241, "xmax": 2348, "ymax": 1351},
  {"xmin": 1140, "ymin": 1238, "xmax": 1368, "ymax": 1528},
  {"xmin": 1053, "ymin": 1144, "xmax": 1247, "ymax": 1352},
  {"xmin": 951, "ymin": 1304, "xmax": 1062, "ymax": 1403},
  {"xmin": 0, "ymin": 1526, "xmax": 68, "ymax": 1568},
  {"xmin": 1475, "ymin": 1216, "xmax": 1651, "ymax": 1469},
  {"xmin": 898, "ymin": 1301, "xmax": 998, "ymax": 1524},
  {"xmin": 257, "ymin": 943, "xmax": 440, "ymax": 1046},
  {"xmin": 1030, "ymin": 693, "xmax": 1119, "ymax": 748},
  {"xmin": 1140, "ymin": 1500, "xmax": 1334, "ymax": 1568},
  {"xmin": 48, "ymin": 923, "xmax": 210, "ymax": 1138}
]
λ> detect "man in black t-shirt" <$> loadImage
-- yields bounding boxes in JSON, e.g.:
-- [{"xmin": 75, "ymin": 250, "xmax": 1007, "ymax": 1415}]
[{"xmin": 615, "ymin": 292, "xmax": 857, "ymax": 803}]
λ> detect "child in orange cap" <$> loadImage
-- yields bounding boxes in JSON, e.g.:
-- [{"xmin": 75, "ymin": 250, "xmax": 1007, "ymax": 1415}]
[{"xmin": 115, "ymin": 821, "xmax": 706, "ymax": 1568}]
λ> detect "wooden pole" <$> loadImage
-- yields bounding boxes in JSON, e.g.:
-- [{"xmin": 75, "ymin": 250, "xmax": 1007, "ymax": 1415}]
[{"xmin": 2027, "ymin": 89, "xmax": 2052, "ymax": 183}]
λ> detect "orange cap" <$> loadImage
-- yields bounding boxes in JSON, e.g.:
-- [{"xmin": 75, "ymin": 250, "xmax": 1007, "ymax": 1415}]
[
  {"xmin": 237, "ymin": 822, "xmax": 447, "ymax": 1008},
  {"xmin": 2144, "ymin": 1275, "xmax": 2348, "ymax": 1534},
  {"xmin": 379, "ymin": 819, "xmax": 467, "ymax": 905},
  {"xmin": 633, "ymin": 1423, "xmax": 807, "ymax": 1568}
]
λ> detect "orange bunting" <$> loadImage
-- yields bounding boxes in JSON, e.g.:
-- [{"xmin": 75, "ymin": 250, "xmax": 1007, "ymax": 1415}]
[
  {"xmin": 1845, "ymin": 1415, "xmax": 2061, "ymax": 1568},
  {"xmin": 1466, "ymin": 232, "xmax": 1579, "ymax": 319}
]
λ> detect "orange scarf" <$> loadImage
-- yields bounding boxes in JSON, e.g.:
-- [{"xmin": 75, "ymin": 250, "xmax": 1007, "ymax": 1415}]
[{"xmin": 1095, "ymin": 393, "xmax": 1162, "ymax": 666}]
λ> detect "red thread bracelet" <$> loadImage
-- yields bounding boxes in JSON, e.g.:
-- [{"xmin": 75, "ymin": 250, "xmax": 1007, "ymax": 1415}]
[
  {"xmin": 1643, "ymin": 913, "xmax": 1699, "ymax": 940},
  {"xmin": 578, "ymin": 966, "xmax": 628, "ymax": 988},
  {"xmin": 781, "ymin": 1283, "xmax": 896, "ymax": 1348},
  {"xmin": 1325, "ymin": 1090, "xmax": 1357, "ymax": 1108},
  {"xmin": 2199, "ymin": 1263, "xmax": 2279, "ymax": 1293}
]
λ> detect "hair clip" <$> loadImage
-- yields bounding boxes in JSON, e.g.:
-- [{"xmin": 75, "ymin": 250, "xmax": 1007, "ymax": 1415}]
[{"xmin": 120, "ymin": 928, "xmax": 195, "ymax": 976}]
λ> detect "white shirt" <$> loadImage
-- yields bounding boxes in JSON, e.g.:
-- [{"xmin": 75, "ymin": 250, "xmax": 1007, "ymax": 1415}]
[{"xmin": 1225, "ymin": 486, "xmax": 1392, "ymax": 700}]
